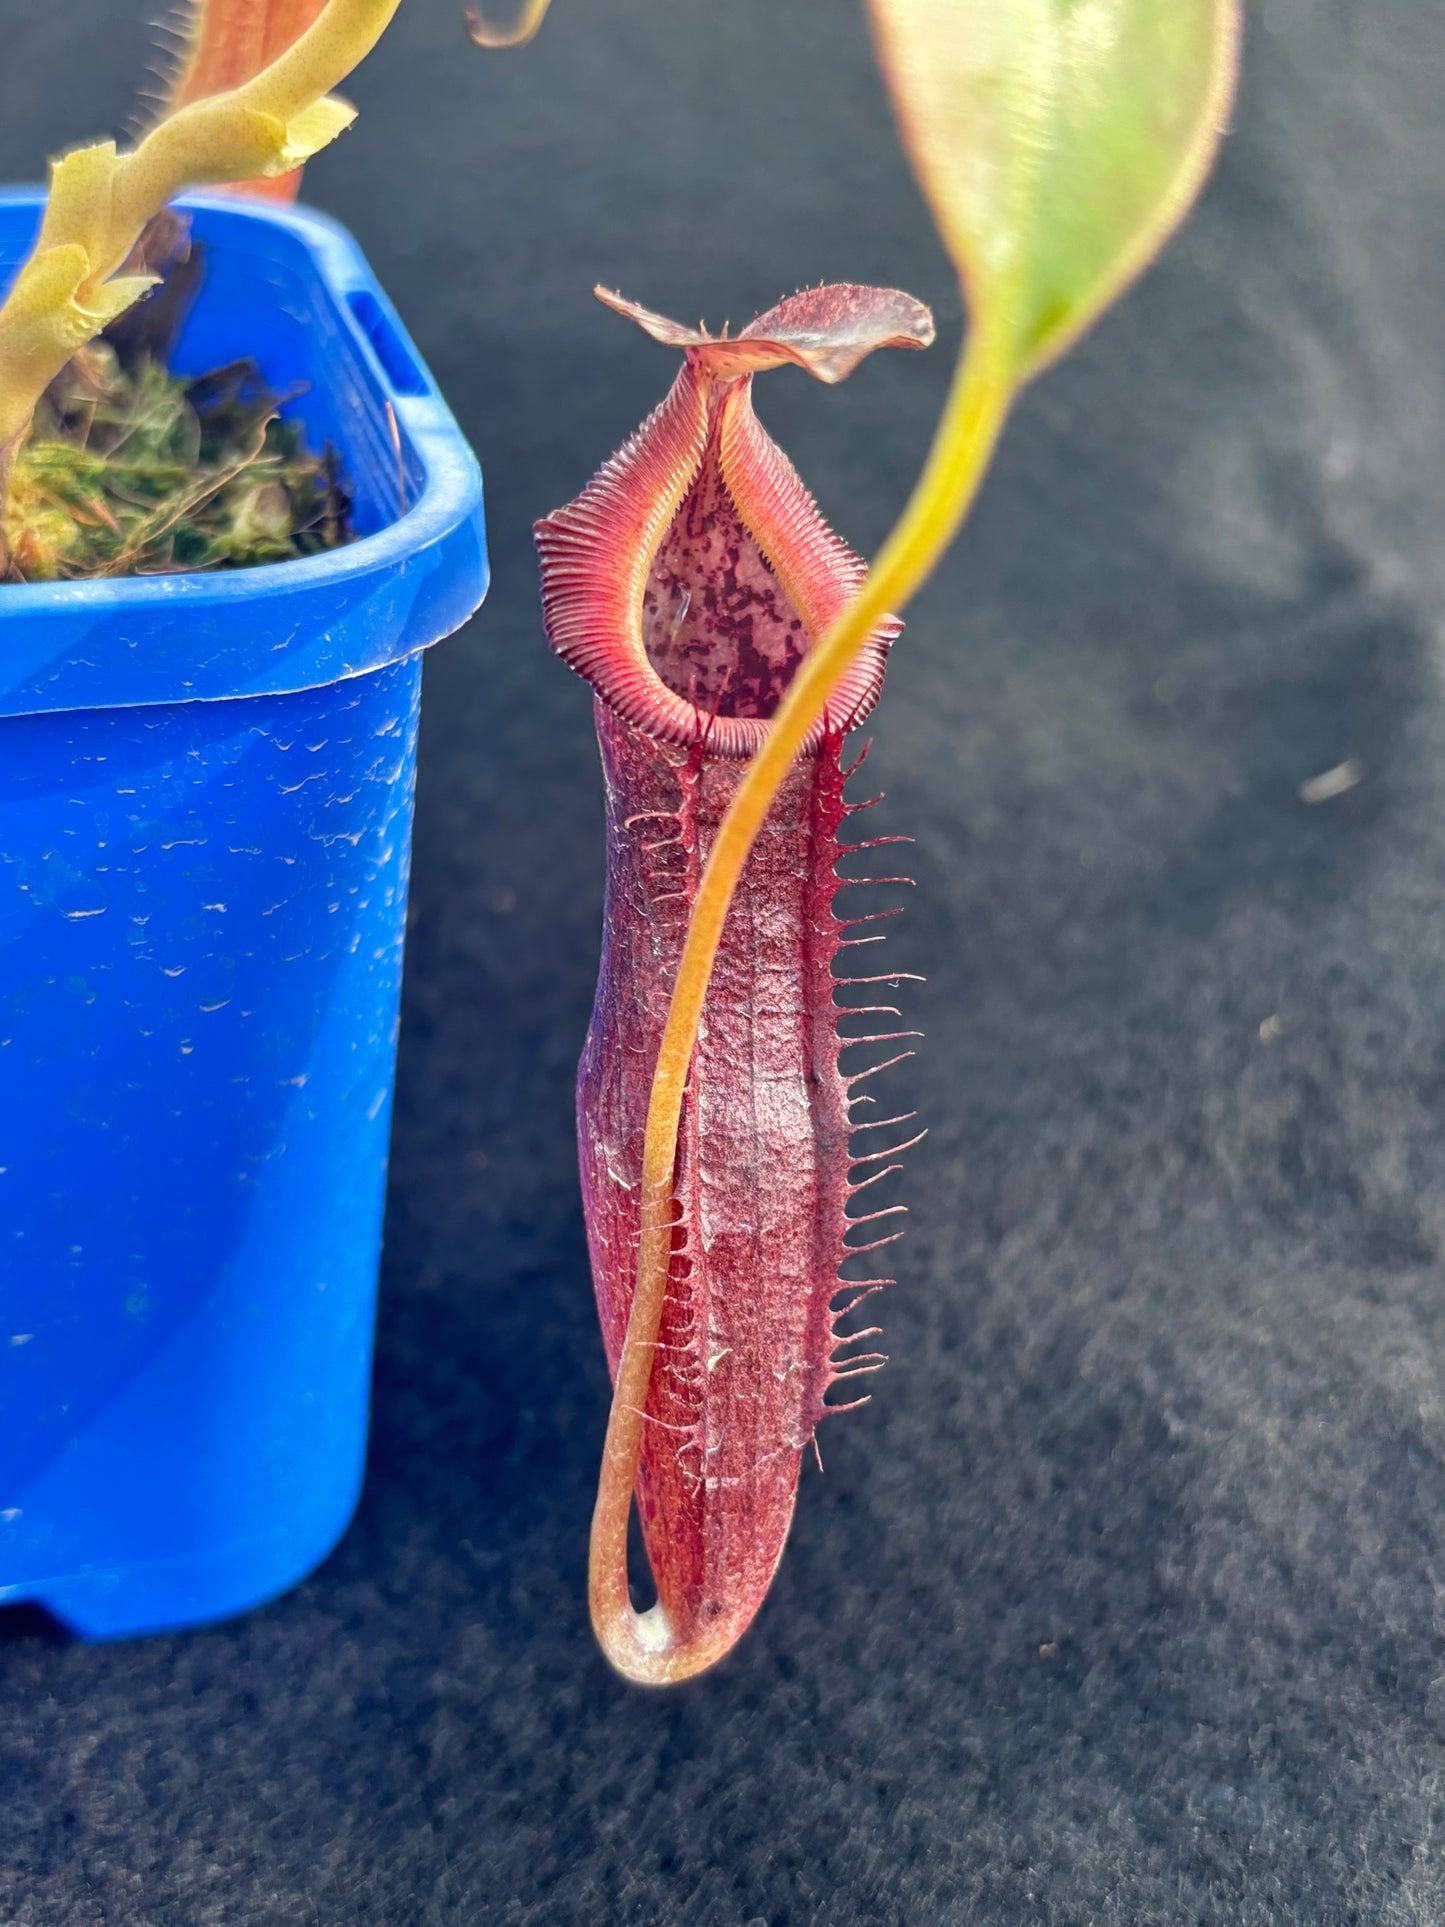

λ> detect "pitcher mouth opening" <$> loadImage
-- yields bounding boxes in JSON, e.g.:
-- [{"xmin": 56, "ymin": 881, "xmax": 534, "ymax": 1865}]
[
  {"xmin": 536, "ymin": 353, "xmax": 900, "ymax": 760},
  {"xmin": 641, "ymin": 404, "xmax": 812, "ymax": 731}
]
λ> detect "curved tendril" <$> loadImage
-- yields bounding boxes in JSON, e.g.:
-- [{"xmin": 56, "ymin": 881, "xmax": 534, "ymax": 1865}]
[
  {"xmin": 465, "ymin": 0, "xmax": 553, "ymax": 50},
  {"xmin": 587, "ymin": 320, "xmax": 1016, "ymax": 1686}
]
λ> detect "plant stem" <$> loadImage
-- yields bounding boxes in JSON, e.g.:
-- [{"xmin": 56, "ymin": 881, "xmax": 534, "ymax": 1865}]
[{"xmin": 588, "ymin": 318, "xmax": 1015, "ymax": 1685}]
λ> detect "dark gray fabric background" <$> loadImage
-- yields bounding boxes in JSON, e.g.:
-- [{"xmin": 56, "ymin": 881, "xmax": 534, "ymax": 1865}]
[{"xmin": 4, "ymin": 3, "xmax": 1445, "ymax": 1921}]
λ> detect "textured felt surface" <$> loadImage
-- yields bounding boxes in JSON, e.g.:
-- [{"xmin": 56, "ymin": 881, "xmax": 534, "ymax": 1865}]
[{"xmin": 4, "ymin": 2, "xmax": 1445, "ymax": 1921}]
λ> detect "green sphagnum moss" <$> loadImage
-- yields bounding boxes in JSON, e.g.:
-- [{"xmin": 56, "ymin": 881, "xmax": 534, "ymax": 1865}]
[{"xmin": 5, "ymin": 343, "xmax": 350, "ymax": 583}]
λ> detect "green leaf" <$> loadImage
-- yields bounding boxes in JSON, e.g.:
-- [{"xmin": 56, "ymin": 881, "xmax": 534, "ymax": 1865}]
[{"xmin": 869, "ymin": 0, "xmax": 1241, "ymax": 380}]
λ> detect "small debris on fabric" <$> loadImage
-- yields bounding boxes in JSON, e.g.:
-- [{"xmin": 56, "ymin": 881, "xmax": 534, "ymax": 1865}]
[{"xmin": 1297, "ymin": 759, "xmax": 1363, "ymax": 805}]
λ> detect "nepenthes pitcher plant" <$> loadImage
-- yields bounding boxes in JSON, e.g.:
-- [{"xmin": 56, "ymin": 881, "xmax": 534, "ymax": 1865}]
[
  {"xmin": 536, "ymin": 0, "xmax": 1242, "ymax": 1684},
  {"xmin": 537, "ymin": 282, "xmax": 934, "ymax": 1676}
]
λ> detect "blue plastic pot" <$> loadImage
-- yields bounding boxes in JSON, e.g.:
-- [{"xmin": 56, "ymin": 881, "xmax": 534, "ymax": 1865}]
[{"xmin": 0, "ymin": 191, "xmax": 487, "ymax": 1638}]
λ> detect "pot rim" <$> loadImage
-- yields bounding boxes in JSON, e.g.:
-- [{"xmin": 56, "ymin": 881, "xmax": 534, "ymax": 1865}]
[{"xmin": 0, "ymin": 190, "xmax": 487, "ymax": 720}]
